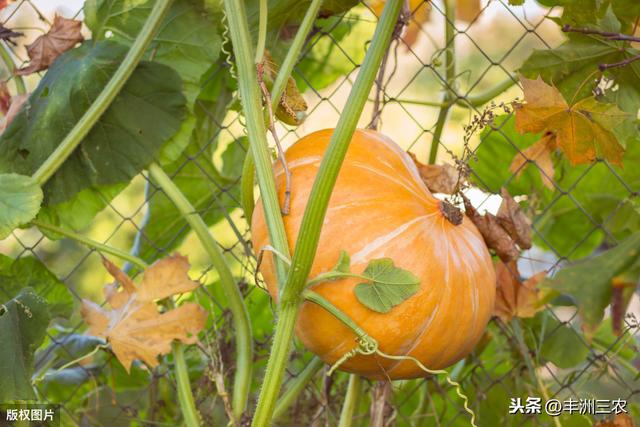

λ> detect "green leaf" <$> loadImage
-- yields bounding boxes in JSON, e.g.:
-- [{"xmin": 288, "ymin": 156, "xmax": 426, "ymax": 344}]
[
  {"xmin": 85, "ymin": 0, "xmax": 221, "ymax": 106},
  {"xmin": 295, "ymin": 12, "xmax": 370, "ymax": 93},
  {"xmin": 35, "ymin": 183, "xmax": 126, "ymax": 236},
  {"xmin": 0, "ymin": 173, "xmax": 43, "ymax": 239},
  {"xmin": 333, "ymin": 251, "xmax": 351, "ymax": 274},
  {"xmin": 354, "ymin": 258, "xmax": 420, "ymax": 313},
  {"xmin": 541, "ymin": 232, "xmax": 640, "ymax": 331},
  {"xmin": 0, "ymin": 288, "xmax": 50, "ymax": 401},
  {"xmin": 520, "ymin": 8, "xmax": 640, "ymax": 114},
  {"xmin": 0, "ymin": 40, "xmax": 186, "ymax": 206},
  {"xmin": 540, "ymin": 322, "xmax": 589, "ymax": 368},
  {"xmin": 0, "ymin": 254, "xmax": 73, "ymax": 319}
]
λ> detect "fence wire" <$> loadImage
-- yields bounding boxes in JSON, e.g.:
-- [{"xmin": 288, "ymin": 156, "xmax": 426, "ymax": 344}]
[{"xmin": 1, "ymin": 1, "xmax": 638, "ymax": 426}]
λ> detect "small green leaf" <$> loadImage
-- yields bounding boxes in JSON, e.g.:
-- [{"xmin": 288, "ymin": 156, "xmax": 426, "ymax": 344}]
[
  {"xmin": 0, "ymin": 288, "xmax": 50, "ymax": 401},
  {"xmin": 333, "ymin": 251, "xmax": 351, "ymax": 274},
  {"xmin": 541, "ymin": 232, "xmax": 640, "ymax": 331},
  {"xmin": 0, "ymin": 173, "xmax": 43, "ymax": 239},
  {"xmin": 354, "ymin": 259, "xmax": 420, "ymax": 313}
]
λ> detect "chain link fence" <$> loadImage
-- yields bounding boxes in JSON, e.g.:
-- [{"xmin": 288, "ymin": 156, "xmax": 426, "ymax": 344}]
[{"xmin": 1, "ymin": 0, "xmax": 638, "ymax": 426}]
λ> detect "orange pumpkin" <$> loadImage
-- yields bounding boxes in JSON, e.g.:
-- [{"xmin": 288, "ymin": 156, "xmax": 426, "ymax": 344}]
[{"xmin": 252, "ymin": 129, "xmax": 496, "ymax": 379}]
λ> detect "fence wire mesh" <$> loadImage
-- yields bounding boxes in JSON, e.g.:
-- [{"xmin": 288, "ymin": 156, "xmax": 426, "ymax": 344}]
[{"xmin": 0, "ymin": 0, "xmax": 638, "ymax": 426}]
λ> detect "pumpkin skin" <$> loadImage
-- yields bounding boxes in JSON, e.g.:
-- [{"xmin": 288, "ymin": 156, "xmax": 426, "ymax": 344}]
[{"xmin": 252, "ymin": 129, "xmax": 496, "ymax": 380}]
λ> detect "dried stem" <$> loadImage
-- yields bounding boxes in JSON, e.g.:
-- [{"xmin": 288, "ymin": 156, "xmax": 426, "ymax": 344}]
[{"xmin": 562, "ymin": 24, "xmax": 640, "ymax": 70}]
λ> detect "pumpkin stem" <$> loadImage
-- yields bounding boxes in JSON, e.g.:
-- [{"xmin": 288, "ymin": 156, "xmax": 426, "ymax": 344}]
[{"xmin": 440, "ymin": 200, "xmax": 463, "ymax": 225}]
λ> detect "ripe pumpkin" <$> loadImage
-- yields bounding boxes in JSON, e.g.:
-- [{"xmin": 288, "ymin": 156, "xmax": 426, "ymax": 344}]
[{"xmin": 252, "ymin": 129, "xmax": 496, "ymax": 379}]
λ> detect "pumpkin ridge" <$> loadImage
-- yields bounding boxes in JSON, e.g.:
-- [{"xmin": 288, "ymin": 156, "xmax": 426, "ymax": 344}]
[
  {"xmin": 388, "ymin": 218, "xmax": 452, "ymax": 373},
  {"xmin": 350, "ymin": 214, "xmax": 434, "ymax": 264},
  {"xmin": 349, "ymin": 161, "xmax": 433, "ymax": 205}
]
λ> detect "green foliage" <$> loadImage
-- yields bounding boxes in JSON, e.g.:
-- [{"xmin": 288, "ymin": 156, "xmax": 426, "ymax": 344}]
[
  {"xmin": 85, "ymin": 0, "xmax": 221, "ymax": 105},
  {"xmin": 473, "ymin": 115, "xmax": 640, "ymax": 258},
  {"xmin": 0, "ymin": 288, "xmax": 50, "ymax": 401},
  {"xmin": 0, "ymin": 254, "xmax": 73, "ymax": 319},
  {"xmin": 0, "ymin": 40, "xmax": 186, "ymax": 204},
  {"xmin": 138, "ymin": 93, "xmax": 243, "ymax": 261},
  {"xmin": 0, "ymin": 173, "xmax": 43, "ymax": 239},
  {"xmin": 542, "ymin": 232, "xmax": 640, "ymax": 331},
  {"xmin": 295, "ymin": 12, "xmax": 370, "ymax": 92},
  {"xmin": 521, "ymin": 7, "xmax": 640, "ymax": 113},
  {"xmin": 539, "ymin": 321, "xmax": 589, "ymax": 369},
  {"xmin": 353, "ymin": 258, "xmax": 420, "ymax": 313}
]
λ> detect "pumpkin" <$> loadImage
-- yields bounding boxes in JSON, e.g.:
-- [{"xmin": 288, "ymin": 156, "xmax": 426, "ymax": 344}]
[{"xmin": 252, "ymin": 129, "xmax": 496, "ymax": 379}]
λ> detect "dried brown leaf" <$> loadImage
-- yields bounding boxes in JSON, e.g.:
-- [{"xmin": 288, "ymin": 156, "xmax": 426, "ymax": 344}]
[
  {"xmin": 17, "ymin": 15, "xmax": 83, "ymax": 76},
  {"xmin": 81, "ymin": 255, "xmax": 206, "ymax": 372},
  {"xmin": 595, "ymin": 414, "xmax": 635, "ymax": 427},
  {"xmin": 463, "ymin": 195, "xmax": 520, "ymax": 262},
  {"xmin": 509, "ymin": 132, "xmax": 556, "ymax": 190},
  {"xmin": 493, "ymin": 260, "xmax": 545, "ymax": 322},
  {"xmin": 410, "ymin": 152, "xmax": 460, "ymax": 194},
  {"xmin": 497, "ymin": 188, "xmax": 532, "ymax": 249}
]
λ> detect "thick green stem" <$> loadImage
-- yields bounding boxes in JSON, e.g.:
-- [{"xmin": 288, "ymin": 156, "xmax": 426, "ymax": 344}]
[
  {"xmin": 31, "ymin": 0, "xmax": 173, "ymax": 185},
  {"xmin": 240, "ymin": 0, "xmax": 323, "ymax": 236},
  {"xmin": 338, "ymin": 375, "xmax": 363, "ymax": 427},
  {"xmin": 428, "ymin": 0, "xmax": 456, "ymax": 164},
  {"xmin": 32, "ymin": 220, "xmax": 147, "ymax": 270},
  {"xmin": 0, "ymin": 43, "xmax": 26, "ymax": 95},
  {"xmin": 251, "ymin": 3, "xmax": 402, "ymax": 425},
  {"xmin": 174, "ymin": 344, "xmax": 201, "ymax": 427},
  {"xmin": 272, "ymin": 356, "xmax": 324, "ymax": 420},
  {"xmin": 255, "ymin": 0, "xmax": 268, "ymax": 63},
  {"xmin": 223, "ymin": 0, "xmax": 290, "ymax": 287},
  {"xmin": 148, "ymin": 162, "xmax": 252, "ymax": 421}
]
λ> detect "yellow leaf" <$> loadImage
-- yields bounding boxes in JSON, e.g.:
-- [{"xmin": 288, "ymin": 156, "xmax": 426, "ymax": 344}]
[
  {"xmin": 515, "ymin": 76, "xmax": 628, "ymax": 166},
  {"xmin": 81, "ymin": 255, "xmax": 207, "ymax": 372}
]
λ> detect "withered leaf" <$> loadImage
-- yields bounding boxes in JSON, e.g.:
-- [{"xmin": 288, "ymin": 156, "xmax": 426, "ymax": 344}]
[
  {"xmin": 81, "ymin": 255, "xmax": 207, "ymax": 372},
  {"xmin": 260, "ymin": 52, "xmax": 307, "ymax": 126},
  {"xmin": 595, "ymin": 414, "xmax": 635, "ymax": 427},
  {"xmin": 493, "ymin": 260, "xmax": 545, "ymax": 322},
  {"xmin": 17, "ymin": 15, "xmax": 84, "ymax": 76},
  {"xmin": 410, "ymin": 152, "xmax": 460, "ymax": 194},
  {"xmin": 497, "ymin": 188, "xmax": 532, "ymax": 249},
  {"xmin": 509, "ymin": 132, "xmax": 556, "ymax": 190},
  {"xmin": 515, "ymin": 76, "xmax": 629, "ymax": 166},
  {"xmin": 463, "ymin": 195, "xmax": 520, "ymax": 262}
]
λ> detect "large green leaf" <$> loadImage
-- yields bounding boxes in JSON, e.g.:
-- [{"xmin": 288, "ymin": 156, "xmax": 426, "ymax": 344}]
[
  {"xmin": 0, "ymin": 254, "xmax": 73, "ymax": 319},
  {"xmin": 85, "ymin": 0, "xmax": 221, "ymax": 105},
  {"xmin": 353, "ymin": 258, "xmax": 420, "ymax": 313},
  {"xmin": 0, "ymin": 41, "xmax": 186, "ymax": 206},
  {"xmin": 0, "ymin": 173, "xmax": 42, "ymax": 239},
  {"xmin": 541, "ymin": 232, "xmax": 640, "ymax": 331},
  {"xmin": 0, "ymin": 288, "xmax": 50, "ymax": 401}
]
